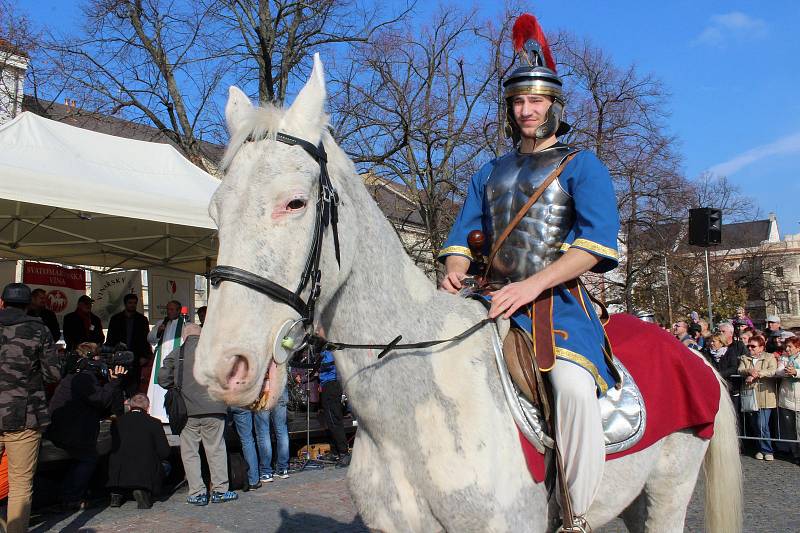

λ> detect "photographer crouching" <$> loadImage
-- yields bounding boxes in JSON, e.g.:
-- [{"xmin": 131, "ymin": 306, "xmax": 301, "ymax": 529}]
[{"xmin": 47, "ymin": 342, "xmax": 127, "ymax": 510}]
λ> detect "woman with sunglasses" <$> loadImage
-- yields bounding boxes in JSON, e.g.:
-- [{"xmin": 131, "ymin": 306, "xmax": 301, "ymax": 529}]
[
  {"xmin": 776, "ymin": 336, "xmax": 800, "ymax": 464},
  {"xmin": 738, "ymin": 334, "xmax": 778, "ymax": 460}
]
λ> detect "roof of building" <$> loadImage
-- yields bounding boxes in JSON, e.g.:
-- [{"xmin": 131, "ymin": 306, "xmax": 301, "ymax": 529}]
[
  {"xmin": 710, "ymin": 219, "xmax": 772, "ymax": 251},
  {"xmin": 641, "ymin": 218, "xmax": 774, "ymax": 253}
]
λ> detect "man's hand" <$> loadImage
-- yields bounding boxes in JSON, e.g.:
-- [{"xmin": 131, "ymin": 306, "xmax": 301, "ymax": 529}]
[
  {"xmin": 489, "ymin": 276, "xmax": 544, "ymax": 319},
  {"xmin": 439, "ymin": 271, "xmax": 468, "ymax": 294},
  {"xmin": 108, "ymin": 365, "xmax": 129, "ymax": 380},
  {"xmin": 158, "ymin": 323, "xmax": 166, "ymax": 334},
  {"xmin": 440, "ymin": 255, "xmax": 470, "ymax": 294},
  {"xmin": 748, "ymin": 368, "xmax": 759, "ymax": 378}
]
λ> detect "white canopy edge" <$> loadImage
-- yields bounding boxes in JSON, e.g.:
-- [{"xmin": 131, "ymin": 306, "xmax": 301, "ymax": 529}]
[{"xmin": 0, "ymin": 112, "xmax": 220, "ymax": 229}]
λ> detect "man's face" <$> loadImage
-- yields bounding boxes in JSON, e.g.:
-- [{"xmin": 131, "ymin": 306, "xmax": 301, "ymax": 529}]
[
  {"xmin": 512, "ymin": 94, "xmax": 553, "ymax": 139},
  {"xmin": 741, "ymin": 331, "xmax": 753, "ymax": 344},
  {"xmin": 718, "ymin": 326, "xmax": 733, "ymax": 343},
  {"xmin": 78, "ymin": 300, "xmax": 92, "ymax": 313},
  {"xmin": 30, "ymin": 292, "xmax": 46, "ymax": 310},
  {"xmin": 166, "ymin": 303, "xmax": 180, "ymax": 320},
  {"xmin": 673, "ymin": 321, "xmax": 687, "ymax": 336},
  {"xmin": 768, "ymin": 321, "xmax": 780, "ymax": 331},
  {"xmin": 125, "ymin": 298, "xmax": 138, "ymax": 313}
]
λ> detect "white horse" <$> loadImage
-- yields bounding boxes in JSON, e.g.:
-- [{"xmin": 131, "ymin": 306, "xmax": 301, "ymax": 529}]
[{"xmin": 195, "ymin": 55, "xmax": 742, "ymax": 533}]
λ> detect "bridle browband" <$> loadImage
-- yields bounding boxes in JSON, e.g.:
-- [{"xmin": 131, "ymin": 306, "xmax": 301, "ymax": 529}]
[
  {"xmin": 208, "ymin": 130, "xmax": 490, "ymax": 361},
  {"xmin": 209, "ymin": 132, "xmax": 340, "ymax": 327}
]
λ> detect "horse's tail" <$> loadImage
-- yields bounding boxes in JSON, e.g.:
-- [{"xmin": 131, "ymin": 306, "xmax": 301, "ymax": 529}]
[{"xmin": 703, "ymin": 378, "xmax": 743, "ymax": 533}]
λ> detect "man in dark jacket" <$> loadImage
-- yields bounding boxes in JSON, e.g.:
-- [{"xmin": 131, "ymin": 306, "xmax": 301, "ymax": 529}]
[
  {"xmin": 27, "ymin": 288, "xmax": 61, "ymax": 342},
  {"xmin": 158, "ymin": 324, "xmax": 237, "ymax": 505},
  {"xmin": 63, "ymin": 295, "xmax": 105, "ymax": 351},
  {"xmin": 0, "ymin": 283, "xmax": 61, "ymax": 533},
  {"xmin": 47, "ymin": 356, "xmax": 126, "ymax": 508},
  {"xmin": 106, "ymin": 294, "xmax": 152, "ymax": 395},
  {"xmin": 107, "ymin": 394, "xmax": 170, "ymax": 509}
]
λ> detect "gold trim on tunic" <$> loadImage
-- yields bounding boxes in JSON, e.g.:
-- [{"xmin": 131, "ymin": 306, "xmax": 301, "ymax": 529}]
[
  {"xmin": 437, "ymin": 245, "xmax": 474, "ymax": 260},
  {"xmin": 555, "ymin": 347, "xmax": 610, "ymax": 395},
  {"xmin": 562, "ymin": 238, "xmax": 619, "ymax": 260}
]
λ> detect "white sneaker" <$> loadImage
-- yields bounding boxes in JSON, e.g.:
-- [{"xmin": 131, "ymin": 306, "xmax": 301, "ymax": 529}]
[
  {"xmin": 755, "ymin": 452, "xmax": 764, "ymax": 460},
  {"xmin": 764, "ymin": 453, "xmax": 774, "ymax": 461}
]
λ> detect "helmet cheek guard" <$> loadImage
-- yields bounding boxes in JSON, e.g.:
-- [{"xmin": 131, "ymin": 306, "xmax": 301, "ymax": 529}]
[{"xmin": 504, "ymin": 98, "xmax": 569, "ymax": 143}]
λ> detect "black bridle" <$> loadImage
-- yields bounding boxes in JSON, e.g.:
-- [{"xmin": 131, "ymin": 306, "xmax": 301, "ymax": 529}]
[
  {"xmin": 209, "ymin": 132, "xmax": 340, "ymax": 328},
  {"xmin": 208, "ymin": 131, "xmax": 490, "ymax": 361}
]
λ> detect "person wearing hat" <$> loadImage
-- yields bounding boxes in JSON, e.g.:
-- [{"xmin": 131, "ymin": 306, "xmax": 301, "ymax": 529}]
[
  {"xmin": 765, "ymin": 314, "xmax": 785, "ymax": 354},
  {"xmin": 0, "ymin": 283, "xmax": 61, "ymax": 533},
  {"xmin": 438, "ymin": 13, "xmax": 620, "ymax": 526},
  {"xmin": 62, "ymin": 295, "xmax": 105, "ymax": 352}
]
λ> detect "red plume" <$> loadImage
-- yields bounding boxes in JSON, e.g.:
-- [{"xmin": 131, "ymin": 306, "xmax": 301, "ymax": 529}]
[{"xmin": 511, "ymin": 13, "xmax": 556, "ymax": 72}]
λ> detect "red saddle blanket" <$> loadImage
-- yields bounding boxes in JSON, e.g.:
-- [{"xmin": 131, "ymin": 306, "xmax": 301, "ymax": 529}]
[{"xmin": 519, "ymin": 313, "xmax": 721, "ymax": 483}]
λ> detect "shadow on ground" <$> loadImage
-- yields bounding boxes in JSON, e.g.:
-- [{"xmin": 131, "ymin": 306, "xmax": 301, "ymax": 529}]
[{"xmin": 275, "ymin": 508, "xmax": 368, "ymax": 533}]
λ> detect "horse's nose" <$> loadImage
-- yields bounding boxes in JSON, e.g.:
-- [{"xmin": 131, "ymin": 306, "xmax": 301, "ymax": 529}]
[{"xmin": 224, "ymin": 355, "xmax": 250, "ymax": 392}]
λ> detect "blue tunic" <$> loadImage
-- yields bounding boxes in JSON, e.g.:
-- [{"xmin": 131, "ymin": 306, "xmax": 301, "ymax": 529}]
[{"xmin": 439, "ymin": 149, "xmax": 620, "ymax": 395}]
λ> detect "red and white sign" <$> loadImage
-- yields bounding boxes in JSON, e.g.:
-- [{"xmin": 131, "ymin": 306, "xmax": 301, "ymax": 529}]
[
  {"xmin": 146, "ymin": 267, "xmax": 194, "ymax": 324},
  {"xmin": 22, "ymin": 262, "xmax": 87, "ymax": 321}
]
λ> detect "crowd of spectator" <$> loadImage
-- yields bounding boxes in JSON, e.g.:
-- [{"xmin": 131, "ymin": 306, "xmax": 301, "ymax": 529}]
[
  {"xmin": 668, "ymin": 309, "xmax": 800, "ymax": 464},
  {"xmin": 0, "ymin": 283, "xmax": 353, "ymax": 528}
]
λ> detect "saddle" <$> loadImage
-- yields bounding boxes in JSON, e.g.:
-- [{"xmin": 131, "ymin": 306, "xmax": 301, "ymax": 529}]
[{"xmin": 501, "ymin": 325, "xmax": 647, "ymax": 455}]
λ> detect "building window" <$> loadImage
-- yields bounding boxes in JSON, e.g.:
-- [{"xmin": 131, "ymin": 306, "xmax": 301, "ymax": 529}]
[
  {"xmin": 776, "ymin": 266, "xmax": 784, "ymax": 278},
  {"xmin": 776, "ymin": 291, "xmax": 790, "ymax": 314}
]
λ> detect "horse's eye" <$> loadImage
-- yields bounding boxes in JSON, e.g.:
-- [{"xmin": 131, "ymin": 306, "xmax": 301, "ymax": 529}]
[{"xmin": 287, "ymin": 199, "xmax": 306, "ymax": 211}]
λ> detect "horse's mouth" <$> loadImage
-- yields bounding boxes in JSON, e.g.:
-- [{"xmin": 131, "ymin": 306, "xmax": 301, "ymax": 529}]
[{"xmin": 220, "ymin": 354, "xmax": 276, "ymax": 408}]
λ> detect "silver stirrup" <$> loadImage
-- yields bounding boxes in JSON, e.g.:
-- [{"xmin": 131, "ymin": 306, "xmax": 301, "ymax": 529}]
[{"xmin": 557, "ymin": 516, "xmax": 590, "ymax": 533}]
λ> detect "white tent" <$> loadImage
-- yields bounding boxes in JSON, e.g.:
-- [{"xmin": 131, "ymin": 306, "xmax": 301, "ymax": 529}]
[{"xmin": 0, "ymin": 112, "xmax": 220, "ymax": 273}]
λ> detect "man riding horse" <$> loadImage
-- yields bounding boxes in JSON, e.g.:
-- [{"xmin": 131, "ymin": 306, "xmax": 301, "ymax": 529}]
[{"xmin": 438, "ymin": 13, "xmax": 620, "ymax": 528}]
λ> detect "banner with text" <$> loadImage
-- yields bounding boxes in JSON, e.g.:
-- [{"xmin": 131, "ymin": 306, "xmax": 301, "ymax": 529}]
[
  {"xmin": 91, "ymin": 271, "xmax": 144, "ymax": 325},
  {"xmin": 146, "ymin": 268, "xmax": 194, "ymax": 324},
  {"xmin": 22, "ymin": 262, "xmax": 87, "ymax": 323}
]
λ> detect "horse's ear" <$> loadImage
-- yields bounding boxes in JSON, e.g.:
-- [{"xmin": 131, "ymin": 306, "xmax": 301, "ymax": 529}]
[
  {"xmin": 283, "ymin": 53, "xmax": 327, "ymax": 142},
  {"xmin": 225, "ymin": 86, "xmax": 253, "ymax": 135}
]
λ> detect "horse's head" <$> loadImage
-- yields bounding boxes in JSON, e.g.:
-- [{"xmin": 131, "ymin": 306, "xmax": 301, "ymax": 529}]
[{"xmin": 195, "ymin": 55, "xmax": 354, "ymax": 408}]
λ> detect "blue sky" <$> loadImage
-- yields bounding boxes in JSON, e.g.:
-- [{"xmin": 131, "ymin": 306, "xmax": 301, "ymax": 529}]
[{"xmin": 17, "ymin": 1, "xmax": 800, "ymax": 236}]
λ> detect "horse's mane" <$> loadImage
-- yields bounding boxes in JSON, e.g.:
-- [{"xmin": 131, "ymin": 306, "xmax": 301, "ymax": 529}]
[{"xmin": 220, "ymin": 104, "xmax": 285, "ymax": 172}]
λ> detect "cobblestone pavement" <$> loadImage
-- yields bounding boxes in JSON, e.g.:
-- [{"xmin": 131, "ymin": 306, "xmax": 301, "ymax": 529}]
[{"xmin": 26, "ymin": 454, "xmax": 800, "ymax": 532}]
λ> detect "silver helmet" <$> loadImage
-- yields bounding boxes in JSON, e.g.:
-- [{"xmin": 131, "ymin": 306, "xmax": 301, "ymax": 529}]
[{"xmin": 503, "ymin": 14, "xmax": 570, "ymax": 143}]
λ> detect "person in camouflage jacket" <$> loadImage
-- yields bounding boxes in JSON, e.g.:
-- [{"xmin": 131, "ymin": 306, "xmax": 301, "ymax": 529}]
[{"xmin": 0, "ymin": 283, "xmax": 61, "ymax": 533}]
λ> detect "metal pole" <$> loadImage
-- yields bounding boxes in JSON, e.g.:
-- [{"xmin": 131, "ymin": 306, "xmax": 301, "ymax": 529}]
[
  {"xmin": 664, "ymin": 255, "xmax": 673, "ymax": 326},
  {"xmin": 704, "ymin": 249, "xmax": 713, "ymax": 330}
]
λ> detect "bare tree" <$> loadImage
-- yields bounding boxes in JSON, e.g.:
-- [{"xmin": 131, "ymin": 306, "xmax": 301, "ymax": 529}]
[
  {"xmin": 207, "ymin": 0, "xmax": 412, "ymax": 105},
  {"xmin": 45, "ymin": 0, "xmax": 226, "ymax": 170},
  {"xmin": 332, "ymin": 7, "xmax": 502, "ymax": 274},
  {"xmin": 552, "ymin": 34, "xmax": 692, "ymax": 312}
]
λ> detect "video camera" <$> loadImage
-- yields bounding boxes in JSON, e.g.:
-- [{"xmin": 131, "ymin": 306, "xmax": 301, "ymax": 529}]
[
  {"xmin": 98, "ymin": 342, "xmax": 135, "ymax": 369},
  {"xmin": 67, "ymin": 343, "xmax": 134, "ymax": 380}
]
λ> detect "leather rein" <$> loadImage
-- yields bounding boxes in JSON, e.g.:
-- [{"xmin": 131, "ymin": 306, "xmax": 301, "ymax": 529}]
[{"xmin": 208, "ymin": 131, "xmax": 489, "ymax": 360}]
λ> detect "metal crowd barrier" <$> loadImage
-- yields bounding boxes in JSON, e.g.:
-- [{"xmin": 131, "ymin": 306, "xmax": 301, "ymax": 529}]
[{"xmin": 728, "ymin": 374, "xmax": 800, "ymax": 446}]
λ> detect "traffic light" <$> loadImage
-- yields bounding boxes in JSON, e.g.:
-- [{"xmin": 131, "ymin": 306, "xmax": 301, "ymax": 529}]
[{"xmin": 688, "ymin": 208, "xmax": 722, "ymax": 247}]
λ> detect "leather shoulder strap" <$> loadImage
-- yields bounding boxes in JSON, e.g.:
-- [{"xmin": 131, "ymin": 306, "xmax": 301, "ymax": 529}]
[{"xmin": 484, "ymin": 152, "xmax": 578, "ymax": 279}]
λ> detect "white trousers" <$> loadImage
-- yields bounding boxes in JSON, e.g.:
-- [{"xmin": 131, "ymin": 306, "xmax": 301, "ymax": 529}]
[{"xmin": 549, "ymin": 360, "xmax": 605, "ymax": 516}]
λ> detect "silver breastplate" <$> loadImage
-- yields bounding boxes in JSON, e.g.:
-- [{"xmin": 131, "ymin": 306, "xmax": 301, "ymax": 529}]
[{"xmin": 485, "ymin": 145, "xmax": 578, "ymax": 282}]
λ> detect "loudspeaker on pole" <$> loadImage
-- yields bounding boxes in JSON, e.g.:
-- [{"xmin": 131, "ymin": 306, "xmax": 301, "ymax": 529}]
[{"xmin": 688, "ymin": 208, "xmax": 722, "ymax": 247}]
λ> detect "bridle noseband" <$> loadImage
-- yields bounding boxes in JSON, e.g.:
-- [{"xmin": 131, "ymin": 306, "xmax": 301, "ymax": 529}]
[{"xmin": 209, "ymin": 132, "xmax": 340, "ymax": 329}]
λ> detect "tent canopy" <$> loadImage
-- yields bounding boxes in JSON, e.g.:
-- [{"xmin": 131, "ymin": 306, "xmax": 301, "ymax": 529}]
[{"xmin": 0, "ymin": 112, "xmax": 220, "ymax": 273}]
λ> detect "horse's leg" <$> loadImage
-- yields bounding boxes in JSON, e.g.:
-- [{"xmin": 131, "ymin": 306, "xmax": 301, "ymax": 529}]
[
  {"xmin": 347, "ymin": 430, "xmax": 441, "ymax": 532},
  {"xmin": 637, "ymin": 431, "xmax": 709, "ymax": 532}
]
